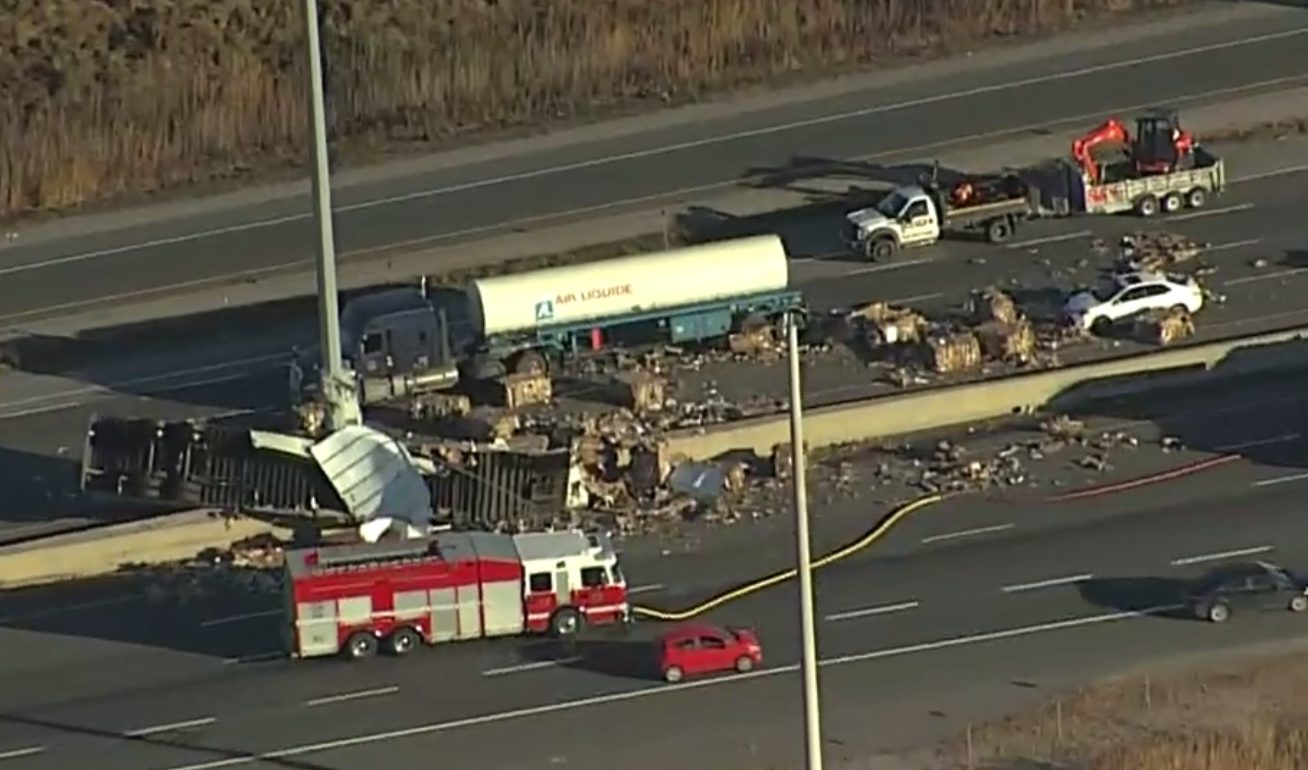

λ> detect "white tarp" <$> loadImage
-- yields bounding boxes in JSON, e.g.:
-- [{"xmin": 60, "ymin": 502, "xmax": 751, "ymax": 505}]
[{"xmin": 309, "ymin": 425, "xmax": 432, "ymax": 528}]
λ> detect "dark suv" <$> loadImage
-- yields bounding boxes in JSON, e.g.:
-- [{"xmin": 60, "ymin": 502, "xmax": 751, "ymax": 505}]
[{"xmin": 1186, "ymin": 561, "xmax": 1308, "ymax": 623}]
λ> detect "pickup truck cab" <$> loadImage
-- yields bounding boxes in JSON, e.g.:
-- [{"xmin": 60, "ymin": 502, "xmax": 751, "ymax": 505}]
[{"xmin": 844, "ymin": 176, "xmax": 1039, "ymax": 261}]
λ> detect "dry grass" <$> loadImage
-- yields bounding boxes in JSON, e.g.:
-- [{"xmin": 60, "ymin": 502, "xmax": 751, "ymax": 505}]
[
  {"xmin": 947, "ymin": 642, "xmax": 1308, "ymax": 769},
  {"xmin": 0, "ymin": 0, "xmax": 1193, "ymax": 219}
]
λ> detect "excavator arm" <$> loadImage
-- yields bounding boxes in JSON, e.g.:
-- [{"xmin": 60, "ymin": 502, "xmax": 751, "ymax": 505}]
[{"xmin": 1071, "ymin": 118, "xmax": 1129, "ymax": 185}]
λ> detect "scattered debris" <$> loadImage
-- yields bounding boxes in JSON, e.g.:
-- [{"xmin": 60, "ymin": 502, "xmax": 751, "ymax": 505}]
[
  {"xmin": 968, "ymin": 286, "xmax": 1020, "ymax": 325},
  {"xmin": 1134, "ymin": 308, "xmax": 1196, "ymax": 346},
  {"xmin": 1117, "ymin": 231, "xmax": 1207, "ymax": 273},
  {"xmin": 497, "ymin": 372, "xmax": 552, "ymax": 410},
  {"xmin": 922, "ymin": 332, "xmax": 983, "ymax": 373},
  {"xmin": 976, "ymin": 319, "xmax": 1036, "ymax": 363}
]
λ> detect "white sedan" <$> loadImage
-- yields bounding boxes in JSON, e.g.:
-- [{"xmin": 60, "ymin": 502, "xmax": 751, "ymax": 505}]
[{"xmin": 1064, "ymin": 271, "xmax": 1204, "ymax": 333}]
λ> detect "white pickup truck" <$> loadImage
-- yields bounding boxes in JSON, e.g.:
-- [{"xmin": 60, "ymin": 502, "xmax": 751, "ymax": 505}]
[{"xmin": 844, "ymin": 174, "xmax": 1041, "ymax": 261}]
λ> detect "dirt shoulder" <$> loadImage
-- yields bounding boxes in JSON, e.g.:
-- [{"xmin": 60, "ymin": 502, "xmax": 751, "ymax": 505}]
[{"xmin": 937, "ymin": 637, "xmax": 1308, "ymax": 769}]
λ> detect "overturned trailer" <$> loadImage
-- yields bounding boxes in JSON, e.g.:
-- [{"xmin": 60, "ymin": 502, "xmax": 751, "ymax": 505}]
[{"xmin": 80, "ymin": 417, "xmax": 573, "ymax": 532}]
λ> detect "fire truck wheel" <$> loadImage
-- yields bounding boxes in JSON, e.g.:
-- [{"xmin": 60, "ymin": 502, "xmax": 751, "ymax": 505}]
[
  {"xmin": 549, "ymin": 608, "xmax": 584, "ymax": 638},
  {"xmin": 344, "ymin": 632, "xmax": 378, "ymax": 660},
  {"xmin": 386, "ymin": 627, "xmax": 421, "ymax": 656},
  {"xmin": 664, "ymin": 665, "xmax": 684, "ymax": 683}
]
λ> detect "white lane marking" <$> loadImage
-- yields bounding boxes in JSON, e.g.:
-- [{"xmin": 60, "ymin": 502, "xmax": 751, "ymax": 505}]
[
  {"xmin": 1006, "ymin": 230, "xmax": 1092, "ymax": 250},
  {"xmin": 157, "ymin": 603, "xmax": 1179, "ymax": 770},
  {"xmin": 1001, "ymin": 573, "xmax": 1094, "ymax": 593},
  {"xmin": 1252, "ymin": 471, "xmax": 1308, "ymax": 488},
  {"xmin": 921, "ymin": 522, "xmax": 1015, "ymax": 544},
  {"xmin": 483, "ymin": 657, "xmax": 583, "ymax": 677},
  {"xmin": 1226, "ymin": 266, "xmax": 1308, "ymax": 286},
  {"xmin": 627, "ymin": 584, "xmax": 664, "ymax": 595},
  {"xmin": 1205, "ymin": 238, "xmax": 1262, "ymax": 254},
  {"xmin": 1166, "ymin": 203, "xmax": 1255, "ymax": 222},
  {"xmin": 200, "ymin": 609, "xmax": 280, "ymax": 628},
  {"xmin": 1214, "ymin": 433, "xmax": 1301, "ymax": 452},
  {"xmin": 0, "ymin": 371, "xmax": 257, "ymax": 420},
  {"xmin": 222, "ymin": 651, "xmax": 284, "ymax": 665},
  {"xmin": 12, "ymin": 30, "xmax": 1305, "ymax": 281},
  {"xmin": 889, "ymin": 291, "xmax": 944, "ymax": 305},
  {"xmin": 825, "ymin": 600, "xmax": 920, "ymax": 622},
  {"xmin": 306, "ymin": 686, "xmax": 400, "ymax": 707},
  {"xmin": 1231, "ymin": 163, "xmax": 1308, "ymax": 184},
  {"xmin": 0, "ymin": 352, "xmax": 283, "ymax": 410},
  {"xmin": 123, "ymin": 716, "xmax": 217, "ymax": 737},
  {"xmin": 0, "ymin": 746, "xmax": 44, "ymax": 761},
  {"xmin": 0, "ymin": 595, "xmax": 138, "ymax": 623},
  {"xmin": 843, "ymin": 257, "xmax": 933, "ymax": 276},
  {"xmin": 1170, "ymin": 545, "xmax": 1273, "ymax": 566}
]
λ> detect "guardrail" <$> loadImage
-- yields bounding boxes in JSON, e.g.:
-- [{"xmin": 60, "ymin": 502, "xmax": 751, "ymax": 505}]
[{"xmin": 665, "ymin": 324, "xmax": 1308, "ymax": 460}]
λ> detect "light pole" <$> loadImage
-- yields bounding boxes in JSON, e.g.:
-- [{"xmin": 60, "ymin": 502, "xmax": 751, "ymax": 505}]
[
  {"xmin": 302, "ymin": 0, "xmax": 360, "ymax": 430},
  {"xmin": 785, "ymin": 311, "xmax": 824, "ymax": 770}
]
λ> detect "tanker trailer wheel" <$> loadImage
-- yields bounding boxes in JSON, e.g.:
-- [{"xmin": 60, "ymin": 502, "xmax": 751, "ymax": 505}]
[{"xmin": 510, "ymin": 349, "xmax": 548, "ymax": 376}]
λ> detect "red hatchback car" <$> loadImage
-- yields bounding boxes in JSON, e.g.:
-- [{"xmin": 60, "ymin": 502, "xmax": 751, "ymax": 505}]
[{"xmin": 657, "ymin": 622, "xmax": 763, "ymax": 683}]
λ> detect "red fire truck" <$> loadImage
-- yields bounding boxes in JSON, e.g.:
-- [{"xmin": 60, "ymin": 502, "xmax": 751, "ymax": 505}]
[{"xmin": 281, "ymin": 530, "xmax": 630, "ymax": 660}]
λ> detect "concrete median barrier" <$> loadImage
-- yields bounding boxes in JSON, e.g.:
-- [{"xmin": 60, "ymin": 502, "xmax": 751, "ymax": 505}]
[
  {"xmin": 6, "ymin": 325, "xmax": 1308, "ymax": 589},
  {"xmin": 666, "ymin": 325, "xmax": 1308, "ymax": 460},
  {"xmin": 0, "ymin": 510, "xmax": 288, "ymax": 589}
]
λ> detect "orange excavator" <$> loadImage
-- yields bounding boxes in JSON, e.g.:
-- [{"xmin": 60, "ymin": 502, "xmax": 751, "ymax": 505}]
[{"xmin": 1071, "ymin": 109, "xmax": 1196, "ymax": 185}]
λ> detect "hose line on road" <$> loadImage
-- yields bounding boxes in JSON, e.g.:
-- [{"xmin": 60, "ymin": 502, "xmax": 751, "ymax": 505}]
[
  {"xmin": 630, "ymin": 494, "xmax": 945, "ymax": 621},
  {"xmin": 1045, "ymin": 453, "xmax": 1241, "ymax": 503}
]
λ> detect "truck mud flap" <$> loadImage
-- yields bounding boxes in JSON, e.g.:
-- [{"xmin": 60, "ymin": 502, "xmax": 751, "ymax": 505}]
[{"xmin": 80, "ymin": 416, "xmax": 341, "ymax": 515}]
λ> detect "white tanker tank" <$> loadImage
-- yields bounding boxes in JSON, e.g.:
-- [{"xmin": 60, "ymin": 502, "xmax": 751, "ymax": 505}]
[{"xmin": 466, "ymin": 234, "xmax": 791, "ymax": 338}]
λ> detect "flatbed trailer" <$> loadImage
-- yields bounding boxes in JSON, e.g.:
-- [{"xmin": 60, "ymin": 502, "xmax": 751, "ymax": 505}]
[{"xmin": 1069, "ymin": 146, "xmax": 1225, "ymax": 217}]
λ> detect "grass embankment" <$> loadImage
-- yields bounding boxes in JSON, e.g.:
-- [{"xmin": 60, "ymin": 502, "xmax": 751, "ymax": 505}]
[
  {"xmin": 955, "ymin": 643, "xmax": 1308, "ymax": 769},
  {"xmin": 1, "ymin": 0, "xmax": 1191, "ymax": 220}
]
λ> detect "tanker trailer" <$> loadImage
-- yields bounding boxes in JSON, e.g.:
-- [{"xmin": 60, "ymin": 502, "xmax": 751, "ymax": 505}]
[{"xmin": 459, "ymin": 234, "xmax": 804, "ymax": 379}]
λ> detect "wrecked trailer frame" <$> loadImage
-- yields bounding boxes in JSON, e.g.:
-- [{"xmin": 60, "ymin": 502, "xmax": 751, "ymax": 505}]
[{"xmin": 79, "ymin": 416, "xmax": 571, "ymax": 530}]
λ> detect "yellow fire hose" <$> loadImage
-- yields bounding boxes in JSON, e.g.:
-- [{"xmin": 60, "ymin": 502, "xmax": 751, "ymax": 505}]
[{"xmin": 630, "ymin": 494, "xmax": 945, "ymax": 621}]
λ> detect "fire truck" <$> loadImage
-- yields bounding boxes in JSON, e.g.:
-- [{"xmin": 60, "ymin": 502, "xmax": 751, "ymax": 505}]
[{"xmin": 281, "ymin": 530, "xmax": 630, "ymax": 660}]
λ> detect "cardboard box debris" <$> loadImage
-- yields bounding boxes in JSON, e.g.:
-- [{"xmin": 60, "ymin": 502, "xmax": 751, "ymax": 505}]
[
  {"xmin": 410, "ymin": 393, "xmax": 472, "ymax": 420},
  {"xmin": 728, "ymin": 324, "xmax": 778, "ymax": 356},
  {"xmin": 604, "ymin": 372, "xmax": 666, "ymax": 414},
  {"xmin": 852, "ymin": 302, "xmax": 926, "ymax": 346},
  {"xmin": 1118, "ymin": 231, "xmax": 1205, "ymax": 272},
  {"xmin": 976, "ymin": 319, "xmax": 1036, "ymax": 363},
  {"xmin": 1134, "ymin": 308, "xmax": 1195, "ymax": 346},
  {"xmin": 498, "ymin": 372, "xmax": 552, "ymax": 410},
  {"xmin": 968, "ymin": 286, "xmax": 1020, "ymax": 325},
  {"xmin": 922, "ymin": 332, "xmax": 982, "ymax": 373}
]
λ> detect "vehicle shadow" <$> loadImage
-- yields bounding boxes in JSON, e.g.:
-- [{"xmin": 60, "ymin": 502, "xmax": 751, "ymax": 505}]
[
  {"xmin": 520, "ymin": 633, "xmax": 663, "ymax": 681},
  {"xmin": 1044, "ymin": 329, "xmax": 1308, "ymax": 473},
  {"xmin": 1077, "ymin": 576, "xmax": 1195, "ymax": 620},
  {"xmin": 0, "ymin": 561, "xmax": 290, "ymax": 662}
]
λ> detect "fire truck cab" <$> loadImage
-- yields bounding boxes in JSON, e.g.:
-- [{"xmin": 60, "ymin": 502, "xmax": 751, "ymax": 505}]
[{"xmin": 282, "ymin": 530, "xmax": 629, "ymax": 661}]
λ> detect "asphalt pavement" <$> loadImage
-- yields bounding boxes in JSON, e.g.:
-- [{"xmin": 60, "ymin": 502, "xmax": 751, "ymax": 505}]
[
  {"xmin": 2, "ymin": 375, "xmax": 1308, "ymax": 768},
  {"xmin": 0, "ymin": 5, "xmax": 1305, "ymax": 323}
]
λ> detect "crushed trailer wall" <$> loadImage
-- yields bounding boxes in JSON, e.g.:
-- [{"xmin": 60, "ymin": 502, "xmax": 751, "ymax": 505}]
[{"xmin": 80, "ymin": 418, "xmax": 572, "ymax": 530}]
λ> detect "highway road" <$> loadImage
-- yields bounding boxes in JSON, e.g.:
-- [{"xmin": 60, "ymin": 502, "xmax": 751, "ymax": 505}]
[
  {"xmin": 0, "ymin": 4, "xmax": 1305, "ymax": 324},
  {"xmin": 1, "ymin": 134, "xmax": 1305, "ymax": 540},
  {"xmin": 1, "ymin": 376, "xmax": 1308, "ymax": 769}
]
